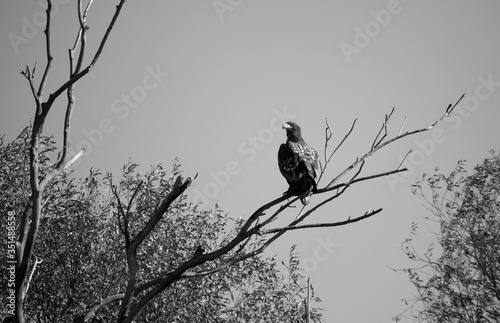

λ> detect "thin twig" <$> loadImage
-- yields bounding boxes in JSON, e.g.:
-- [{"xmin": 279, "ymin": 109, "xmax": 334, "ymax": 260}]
[
  {"xmin": 37, "ymin": 0, "xmax": 53, "ymax": 100},
  {"xmin": 21, "ymin": 66, "xmax": 40, "ymax": 109},
  {"xmin": 259, "ymin": 197, "xmax": 297, "ymax": 228},
  {"xmin": 317, "ymin": 167, "xmax": 407, "ymax": 195},
  {"xmin": 24, "ymin": 254, "xmax": 43, "ymax": 296},
  {"xmin": 317, "ymin": 118, "xmax": 357, "ymax": 185},
  {"xmin": 291, "ymin": 167, "xmax": 407, "ymax": 226},
  {"xmin": 398, "ymin": 116, "xmax": 408, "ymax": 136},
  {"xmin": 373, "ymin": 107, "xmax": 395, "ymax": 149},
  {"xmin": 323, "ymin": 118, "xmax": 333, "ymax": 167},
  {"xmin": 429, "ymin": 93, "xmax": 465, "ymax": 128},
  {"xmin": 372, "ymin": 108, "xmax": 394, "ymax": 150},
  {"xmin": 397, "ymin": 150, "xmax": 413, "ymax": 170},
  {"xmin": 294, "ymin": 205, "xmax": 307, "ymax": 221},
  {"xmin": 326, "ymin": 95, "xmax": 465, "ymax": 189},
  {"xmin": 263, "ymin": 209, "xmax": 383, "ymax": 234}
]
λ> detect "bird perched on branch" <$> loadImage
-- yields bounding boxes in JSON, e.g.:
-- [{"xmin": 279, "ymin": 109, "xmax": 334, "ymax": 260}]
[{"xmin": 278, "ymin": 121, "xmax": 319, "ymax": 205}]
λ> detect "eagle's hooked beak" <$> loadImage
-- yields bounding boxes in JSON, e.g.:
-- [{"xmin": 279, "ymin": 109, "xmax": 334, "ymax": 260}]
[{"xmin": 282, "ymin": 123, "xmax": 291, "ymax": 130}]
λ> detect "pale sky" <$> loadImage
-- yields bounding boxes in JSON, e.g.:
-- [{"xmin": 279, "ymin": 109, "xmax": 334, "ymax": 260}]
[{"xmin": 2, "ymin": 1, "xmax": 500, "ymax": 322}]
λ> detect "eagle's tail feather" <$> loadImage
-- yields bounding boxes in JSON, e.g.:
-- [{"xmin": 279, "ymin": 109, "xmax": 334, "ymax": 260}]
[{"xmin": 300, "ymin": 191, "xmax": 312, "ymax": 205}]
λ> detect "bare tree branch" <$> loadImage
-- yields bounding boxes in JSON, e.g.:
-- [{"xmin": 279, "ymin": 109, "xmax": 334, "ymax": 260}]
[
  {"xmin": 75, "ymin": 293, "xmax": 125, "ymax": 323},
  {"xmin": 45, "ymin": 0, "xmax": 127, "ymax": 110},
  {"xmin": 117, "ymin": 180, "xmax": 144, "ymax": 247},
  {"xmin": 117, "ymin": 176, "xmax": 192, "ymax": 322},
  {"xmin": 317, "ymin": 118, "xmax": 357, "ymax": 185},
  {"xmin": 397, "ymin": 150, "xmax": 413, "ymax": 170},
  {"xmin": 372, "ymin": 107, "xmax": 394, "ymax": 150},
  {"xmin": 37, "ymin": 0, "xmax": 53, "ymax": 100},
  {"xmin": 263, "ymin": 209, "xmax": 383, "ymax": 234},
  {"xmin": 16, "ymin": 2, "xmax": 129, "ymax": 322},
  {"xmin": 75, "ymin": 0, "xmax": 93, "ymax": 71},
  {"xmin": 183, "ymin": 206, "xmax": 377, "ymax": 277},
  {"xmin": 130, "ymin": 176, "xmax": 191, "ymax": 249},
  {"xmin": 74, "ymin": 0, "xmax": 89, "ymax": 75},
  {"xmin": 326, "ymin": 94, "xmax": 465, "ymax": 189},
  {"xmin": 259, "ymin": 197, "xmax": 297, "ymax": 228},
  {"xmin": 20, "ymin": 65, "xmax": 39, "ymax": 107},
  {"xmin": 398, "ymin": 116, "xmax": 408, "ymax": 136},
  {"xmin": 53, "ymin": 76, "xmax": 75, "ymax": 172},
  {"xmin": 63, "ymin": 146, "xmax": 87, "ymax": 169},
  {"xmin": 181, "ymin": 247, "xmax": 261, "ymax": 279},
  {"xmin": 24, "ymin": 255, "xmax": 43, "ymax": 297},
  {"xmin": 123, "ymin": 169, "xmax": 405, "ymax": 319},
  {"xmin": 319, "ymin": 167, "xmax": 408, "ymax": 195},
  {"xmin": 113, "ymin": 184, "xmax": 130, "ymax": 245}
]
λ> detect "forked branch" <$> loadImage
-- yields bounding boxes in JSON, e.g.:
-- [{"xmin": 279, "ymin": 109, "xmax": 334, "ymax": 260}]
[
  {"xmin": 16, "ymin": 1, "xmax": 129, "ymax": 322},
  {"xmin": 262, "ymin": 208, "xmax": 383, "ymax": 234},
  {"xmin": 326, "ymin": 94, "xmax": 465, "ymax": 189},
  {"xmin": 317, "ymin": 117, "xmax": 357, "ymax": 184}
]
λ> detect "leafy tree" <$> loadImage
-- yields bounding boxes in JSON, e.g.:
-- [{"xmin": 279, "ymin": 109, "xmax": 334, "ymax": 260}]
[
  {"xmin": 396, "ymin": 151, "xmax": 500, "ymax": 322},
  {"xmin": 1, "ymin": 129, "xmax": 322, "ymax": 323},
  {"xmin": 4, "ymin": 1, "xmax": 466, "ymax": 322}
]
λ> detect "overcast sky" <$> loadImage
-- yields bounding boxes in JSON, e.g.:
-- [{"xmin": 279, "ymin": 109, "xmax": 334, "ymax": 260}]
[{"xmin": 2, "ymin": 1, "xmax": 500, "ymax": 322}]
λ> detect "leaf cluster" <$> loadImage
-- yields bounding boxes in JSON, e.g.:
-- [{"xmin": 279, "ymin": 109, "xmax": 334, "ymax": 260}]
[{"xmin": 396, "ymin": 151, "xmax": 500, "ymax": 322}]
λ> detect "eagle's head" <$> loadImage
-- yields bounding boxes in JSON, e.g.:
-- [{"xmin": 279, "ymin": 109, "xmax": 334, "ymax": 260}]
[{"xmin": 282, "ymin": 121, "xmax": 302, "ymax": 142}]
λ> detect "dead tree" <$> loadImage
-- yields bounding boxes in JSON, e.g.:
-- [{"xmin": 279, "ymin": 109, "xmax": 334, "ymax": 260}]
[{"xmin": 15, "ymin": 1, "xmax": 126, "ymax": 323}]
